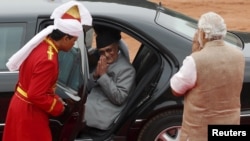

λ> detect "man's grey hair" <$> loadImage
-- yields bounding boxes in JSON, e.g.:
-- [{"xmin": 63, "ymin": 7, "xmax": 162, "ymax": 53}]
[{"xmin": 198, "ymin": 12, "xmax": 227, "ymax": 40}]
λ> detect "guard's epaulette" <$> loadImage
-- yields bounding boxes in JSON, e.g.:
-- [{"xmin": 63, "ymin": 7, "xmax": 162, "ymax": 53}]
[
  {"xmin": 47, "ymin": 46, "xmax": 54, "ymax": 60},
  {"xmin": 45, "ymin": 38, "xmax": 58, "ymax": 60}
]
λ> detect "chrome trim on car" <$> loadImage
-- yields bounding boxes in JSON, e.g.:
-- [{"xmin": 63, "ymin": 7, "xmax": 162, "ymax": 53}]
[
  {"xmin": 135, "ymin": 119, "xmax": 144, "ymax": 123},
  {"xmin": 49, "ymin": 119, "xmax": 63, "ymax": 126},
  {"xmin": 241, "ymin": 114, "xmax": 250, "ymax": 117},
  {"xmin": 0, "ymin": 71, "xmax": 18, "ymax": 73}
]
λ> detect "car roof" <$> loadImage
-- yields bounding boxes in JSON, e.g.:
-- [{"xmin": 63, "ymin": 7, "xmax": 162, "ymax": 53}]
[
  {"xmin": 0, "ymin": 0, "xmax": 62, "ymax": 18},
  {"xmin": 83, "ymin": 0, "xmax": 193, "ymax": 59},
  {"xmin": 1, "ymin": 0, "xmax": 246, "ymax": 61},
  {"xmin": 0, "ymin": 0, "xmax": 159, "ymax": 32},
  {"xmin": 0, "ymin": 0, "xmax": 204, "ymax": 64}
]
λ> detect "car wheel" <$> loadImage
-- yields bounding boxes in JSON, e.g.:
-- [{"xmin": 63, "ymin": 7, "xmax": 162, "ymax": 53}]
[{"xmin": 137, "ymin": 110, "xmax": 183, "ymax": 141}]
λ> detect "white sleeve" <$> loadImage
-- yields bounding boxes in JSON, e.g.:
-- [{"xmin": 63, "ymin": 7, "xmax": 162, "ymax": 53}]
[{"xmin": 170, "ymin": 56, "xmax": 197, "ymax": 95}]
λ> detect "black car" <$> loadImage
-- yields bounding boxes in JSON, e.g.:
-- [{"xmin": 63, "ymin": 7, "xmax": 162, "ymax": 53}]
[{"xmin": 0, "ymin": 0, "xmax": 250, "ymax": 141}]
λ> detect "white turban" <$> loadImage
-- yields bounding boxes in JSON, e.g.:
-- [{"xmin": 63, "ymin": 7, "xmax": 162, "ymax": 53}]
[
  {"xmin": 198, "ymin": 12, "xmax": 227, "ymax": 39},
  {"xmin": 51, "ymin": 0, "xmax": 92, "ymax": 26},
  {"xmin": 54, "ymin": 18, "xmax": 83, "ymax": 37},
  {"xmin": 6, "ymin": 0, "xmax": 92, "ymax": 71}
]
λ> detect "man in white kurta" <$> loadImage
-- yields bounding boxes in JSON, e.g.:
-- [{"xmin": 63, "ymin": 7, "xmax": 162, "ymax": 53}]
[{"xmin": 170, "ymin": 12, "xmax": 245, "ymax": 141}]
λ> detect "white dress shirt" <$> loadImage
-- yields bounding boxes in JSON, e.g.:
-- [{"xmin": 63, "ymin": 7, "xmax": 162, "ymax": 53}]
[{"xmin": 170, "ymin": 56, "xmax": 197, "ymax": 95}]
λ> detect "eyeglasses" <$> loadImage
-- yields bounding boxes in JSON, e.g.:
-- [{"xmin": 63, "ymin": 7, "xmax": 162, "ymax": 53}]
[{"xmin": 98, "ymin": 46, "xmax": 115, "ymax": 55}]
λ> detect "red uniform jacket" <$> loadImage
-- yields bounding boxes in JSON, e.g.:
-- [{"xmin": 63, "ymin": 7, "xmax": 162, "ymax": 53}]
[{"xmin": 3, "ymin": 39, "xmax": 64, "ymax": 141}]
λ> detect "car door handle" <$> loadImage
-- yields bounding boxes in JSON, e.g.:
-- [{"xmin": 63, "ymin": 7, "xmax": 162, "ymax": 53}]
[{"xmin": 65, "ymin": 91, "xmax": 81, "ymax": 101}]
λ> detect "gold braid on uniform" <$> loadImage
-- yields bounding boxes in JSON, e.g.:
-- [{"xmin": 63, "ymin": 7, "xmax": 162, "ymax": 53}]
[{"xmin": 45, "ymin": 38, "xmax": 58, "ymax": 60}]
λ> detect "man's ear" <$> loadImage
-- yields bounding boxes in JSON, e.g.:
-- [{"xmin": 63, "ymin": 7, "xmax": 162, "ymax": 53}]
[
  {"xmin": 59, "ymin": 35, "xmax": 67, "ymax": 42},
  {"xmin": 63, "ymin": 35, "xmax": 70, "ymax": 41},
  {"xmin": 201, "ymin": 30, "xmax": 209, "ymax": 45}
]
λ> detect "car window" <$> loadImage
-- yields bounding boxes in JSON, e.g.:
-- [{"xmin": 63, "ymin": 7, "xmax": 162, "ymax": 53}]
[
  {"xmin": 156, "ymin": 11, "xmax": 197, "ymax": 39},
  {"xmin": 58, "ymin": 47, "xmax": 81, "ymax": 91},
  {"xmin": 0, "ymin": 23, "xmax": 25, "ymax": 71},
  {"xmin": 68, "ymin": 59, "xmax": 82, "ymax": 90},
  {"xmin": 58, "ymin": 49, "xmax": 76, "ymax": 85}
]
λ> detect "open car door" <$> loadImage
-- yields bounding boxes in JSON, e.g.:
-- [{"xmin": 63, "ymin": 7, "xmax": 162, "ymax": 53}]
[{"xmin": 50, "ymin": 31, "xmax": 90, "ymax": 141}]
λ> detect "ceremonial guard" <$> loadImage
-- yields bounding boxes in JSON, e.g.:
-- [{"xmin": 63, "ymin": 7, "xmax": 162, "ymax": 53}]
[{"xmin": 2, "ymin": 1, "xmax": 92, "ymax": 141}]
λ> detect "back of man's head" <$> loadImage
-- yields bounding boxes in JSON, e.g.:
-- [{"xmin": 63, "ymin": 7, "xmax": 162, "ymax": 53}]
[{"xmin": 198, "ymin": 12, "xmax": 227, "ymax": 40}]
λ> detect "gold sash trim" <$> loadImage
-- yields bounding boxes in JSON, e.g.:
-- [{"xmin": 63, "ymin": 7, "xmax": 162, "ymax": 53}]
[
  {"xmin": 48, "ymin": 98, "xmax": 57, "ymax": 112},
  {"xmin": 16, "ymin": 86, "xmax": 32, "ymax": 104}
]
